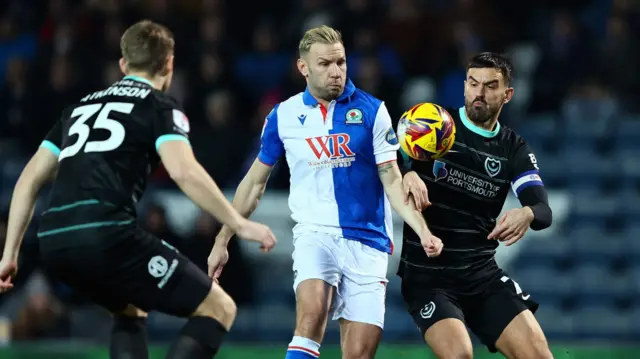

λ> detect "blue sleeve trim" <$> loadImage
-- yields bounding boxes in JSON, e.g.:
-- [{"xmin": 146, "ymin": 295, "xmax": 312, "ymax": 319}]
[
  {"xmin": 257, "ymin": 151, "xmax": 277, "ymax": 166},
  {"xmin": 512, "ymin": 169, "xmax": 539, "ymax": 183},
  {"xmin": 40, "ymin": 140, "xmax": 61, "ymax": 157},
  {"xmin": 259, "ymin": 103, "xmax": 284, "ymax": 163},
  {"xmin": 515, "ymin": 181, "xmax": 544, "ymax": 195},
  {"xmin": 155, "ymin": 134, "xmax": 190, "ymax": 151}
]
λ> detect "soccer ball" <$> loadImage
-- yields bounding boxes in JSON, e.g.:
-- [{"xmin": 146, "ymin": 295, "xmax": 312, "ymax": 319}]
[{"xmin": 397, "ymin": 103, "xmax": 456, "ymax": 161}]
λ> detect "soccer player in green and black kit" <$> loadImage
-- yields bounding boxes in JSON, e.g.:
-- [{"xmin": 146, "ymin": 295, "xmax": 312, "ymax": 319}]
[
  {"xmin": 0, "ymin": 20, "xmax": 276, "ymax": 359},
  {"xmin": 399, "ymin": 53, "xmax": 554, "ymax": 359}
]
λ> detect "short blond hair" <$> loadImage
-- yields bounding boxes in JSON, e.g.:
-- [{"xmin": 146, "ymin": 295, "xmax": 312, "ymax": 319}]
[
  {"xmin": 121, "ymin": 20, "xmax": 174, "ymax": 76},
  {"xmin": 298, "ymin": 25, "xmax": 343, "ymax": 55}
]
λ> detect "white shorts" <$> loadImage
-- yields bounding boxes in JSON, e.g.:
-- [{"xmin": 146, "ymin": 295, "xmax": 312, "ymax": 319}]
[{"xmin": 292, "ymin": 232, "xmax": 388, "ymax": 328}]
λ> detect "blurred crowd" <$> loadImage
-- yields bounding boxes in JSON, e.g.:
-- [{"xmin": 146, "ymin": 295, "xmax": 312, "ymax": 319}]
[
  {"xmin": 0, "ymin": 0, "xmax": 638, "ymax": 342},
  {"xmin": 1, "ymin": 0, "xmax": 639, "ymax": 188}
]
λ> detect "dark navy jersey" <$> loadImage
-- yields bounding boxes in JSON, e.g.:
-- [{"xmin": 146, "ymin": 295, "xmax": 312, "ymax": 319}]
[
  {"xmin": 398, "ymin": 107, "xmax": 544, "ymax": 286},
  {"xmin": 38, "ymin": 76, "xmax": 190, "ymax": 237}
]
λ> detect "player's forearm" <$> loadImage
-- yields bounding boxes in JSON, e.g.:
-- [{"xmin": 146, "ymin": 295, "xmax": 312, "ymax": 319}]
[
  {"xmin": 378, "ymin": 162, "xmax": 429, "ymax": 235},
  {"xmin": 518, "ymin": 186, "xmax": 552, "ymax": 230},
  {"xmin": 3, "ymin": 179, "xmax": 39, "ymax": 260},
  {"xmin": 216, "ymin": 176, "xmax": 267, "ymax": 246},
  {"xmin": 398, "ymin": 149, "xmax": 413, "ymax": 176},
  {"xmin": 172, "ymin": 163, "xmax": 245, "ymax": 234}
]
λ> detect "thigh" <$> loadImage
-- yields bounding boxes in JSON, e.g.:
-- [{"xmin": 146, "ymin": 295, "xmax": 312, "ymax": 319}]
[
  {"xmin": 333, "ymin": 239, "xmax": 388, "ymax": 328},
  {"xmin": 495, "ymin": 310, "xmax": 552, "ymax": 359},
  {"xmin": 42, "ymin": 226, "xmax": 212, "ymax": 317},
  {"xmin": 40, "ymin": 243, "xmax": 129, "ymax": 313},
  {"xmin": 292, "ymin": 233, "xmax": 342, "ymax": 292},
  {"xmin": 465, "ymin": 274, "xmax": 539, "ymax": 353},
  {"xmin": 114, "ymin": 228, "xmax": 212, "ymax": 317},
  {"xmin": 401, "ymin": 281, "xmax": 473, "ymax": 358}
]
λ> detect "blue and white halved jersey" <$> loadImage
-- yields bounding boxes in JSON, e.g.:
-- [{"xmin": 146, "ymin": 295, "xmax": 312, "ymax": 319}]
[{"xmin": 259, "ymin": 79, "xmax": 400, "ymax": 254}]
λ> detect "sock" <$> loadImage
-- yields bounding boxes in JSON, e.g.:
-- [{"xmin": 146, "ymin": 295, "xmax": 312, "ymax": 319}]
[
  {"xmin": 285, "ymin": 336, "xmax": 321, "ymax": 359},
  {"xmin": 109, "ymin": 316, "xmax": 149, "ymax": 359},
  {"xmin": 165, "ymin": 316, "xmax": 227, "ymax": 359}
]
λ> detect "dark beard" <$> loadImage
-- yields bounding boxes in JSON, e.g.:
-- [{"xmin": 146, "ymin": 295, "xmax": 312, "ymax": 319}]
[{"xmin": 465, "ymin": 102, "xmax": 496, "ymax": 126}]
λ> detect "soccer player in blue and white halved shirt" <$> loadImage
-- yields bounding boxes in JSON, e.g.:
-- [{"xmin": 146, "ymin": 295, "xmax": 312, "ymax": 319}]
[{"xmin": 208, "ymin": 26, "xmax": 443, "ymax": 359}]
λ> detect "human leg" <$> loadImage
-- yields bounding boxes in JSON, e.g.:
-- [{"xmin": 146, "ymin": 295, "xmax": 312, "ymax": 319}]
[
  {"xmin": 286, "ymin": 233, "xmax": 341, "ymax": 359},
  {"xmin": 465, "ymin": 274, "xmax": 550, "ymax": 359},
  {"xmin": 335, "ymin": 240, "xmax": 388, "ymax": 359},
  {"xmin": 402, "ymin": 281, "xmax": 473, "ymax": 359}
]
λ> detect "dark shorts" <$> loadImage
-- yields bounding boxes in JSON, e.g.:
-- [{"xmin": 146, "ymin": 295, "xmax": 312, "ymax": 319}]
[
  {"xmin": 401, "ymin": 271, "xmax": 539, "ymax": 353},
  {"xmin": 39, "ymin": 224, "xmax": 212, "ymax": 317}
]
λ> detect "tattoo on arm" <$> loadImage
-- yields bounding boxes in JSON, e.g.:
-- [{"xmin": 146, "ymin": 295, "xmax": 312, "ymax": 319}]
[{"xmin": 377, "ymin": 162, "xmax": 394, "ymax": 175}]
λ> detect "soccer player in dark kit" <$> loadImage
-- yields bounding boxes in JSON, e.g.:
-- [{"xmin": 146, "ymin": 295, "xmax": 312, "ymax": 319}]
[
  {"xmin": 399, "ymin": 53, "xmax": 554, "ymax": 359},
  {"xmin": 0, "ymin": 20, "xmax": 276, "ymax": 359}
]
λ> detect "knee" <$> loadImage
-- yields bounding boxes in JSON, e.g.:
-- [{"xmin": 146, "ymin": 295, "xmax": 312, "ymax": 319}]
[
  {"xmin": 193, "ymin": 285, "xmax": 237, "ymax": 330},
  {"xmin": 114, "ymin": 305, "xmax": 148, "ymax": 319},
  {"xmin": 296, "ymin": 306, "xmax": 327, "ymax": 335},
  {"xmin": 438, "ymin": 351, "xmax": 473, "ymax": 359},
  {"xmin": 342, "ymin": 342, "xmax": 376, "ymax": 359},
  {"xmin": 432, "ymin": 343, "xmax": 473, "ymax": 359},
  {"xmin": 509, "ymin": 338, "xmax": 553, "ymax": 359},
  {"xmin": 516, "ymin": 345, "xmax": 553, "ymax": 359}
]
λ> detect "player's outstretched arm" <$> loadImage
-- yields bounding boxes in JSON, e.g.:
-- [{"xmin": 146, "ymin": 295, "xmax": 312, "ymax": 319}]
[
  {"xmin": 158, "ymin": 141, "xmax": 276, "ymax": 249},
  {"xmin": 0, "ymin": 147, "xmax": 59, "ymax": 290},
  {"xmin": 488, "ymin": 144, "xmax": 552, "ymax": 245},
  {"xmin": 215, "ymin": 158, "xmax": 273, "ymax": 247},
  {"xmin": 378, "ymin": 161, "xmax": 442, "ymax": 257}
]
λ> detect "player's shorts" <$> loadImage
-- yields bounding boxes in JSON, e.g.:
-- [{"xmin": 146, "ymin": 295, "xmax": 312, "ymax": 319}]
[
  {"xmin": 401, "ymin": 270, "xmax": 539, "ymax": 352},
  {"xmin": 39, "ymin": 223, "xmax": 212, "ymax": 316},
  {"xmin": 292, "ymin": 232, "xmax": 388, "ymax": 328}
]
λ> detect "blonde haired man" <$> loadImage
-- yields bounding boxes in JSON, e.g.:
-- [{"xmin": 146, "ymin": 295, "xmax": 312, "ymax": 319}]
[{"xmin": 209, "ymin": 25, "xmax": 442, "ymax": 359}]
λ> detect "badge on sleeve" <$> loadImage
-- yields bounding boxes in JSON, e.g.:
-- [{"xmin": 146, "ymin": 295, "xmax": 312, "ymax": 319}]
[
  {"xmin": 385, "ymin": 128, "xmax": 399, "ymax": 145},
  {"xmin": 172, "ymin": 109, "xmax": 190, "ymax": 133}
]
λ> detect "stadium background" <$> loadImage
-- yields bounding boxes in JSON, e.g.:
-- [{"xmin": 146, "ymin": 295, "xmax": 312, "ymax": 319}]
[{"xmin": 0, "ymin": 0, "xmax": 639, "ymax": 357}]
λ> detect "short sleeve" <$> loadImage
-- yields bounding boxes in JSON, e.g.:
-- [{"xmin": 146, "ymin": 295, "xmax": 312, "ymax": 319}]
[
  {"xmin": 510, "ymin": 139, "xmax": 544, "ymax": 197},
  {"xmin": 257, "ymin": 104, "xmax": 284, "ymax": 166},
  {"xmin": 372, "ymin": 102, "xmax": 400, "ymax": 164},
  {"xmin": 154, "ymin": 106, "xmax": 191, "ymax": 151},
  {"xmin": 40, "ymin": 118, "xmax": 63, "ymax": 157}
]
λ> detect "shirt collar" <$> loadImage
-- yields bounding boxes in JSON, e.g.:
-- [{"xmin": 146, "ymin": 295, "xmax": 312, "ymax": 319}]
[
  {"xmin": 122, "ymin": 75, "xmax": 153, "ymax": 87},
  {"xmin": 458, "ymin": 106, "xmax": 501, "ymax": 138},
  {"xmin": 302, "ymin": 78, "xmax": 356, "ymax": 106}
]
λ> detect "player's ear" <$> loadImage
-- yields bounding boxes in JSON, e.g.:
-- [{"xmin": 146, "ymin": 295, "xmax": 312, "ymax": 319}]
[
  {"xmin": 504, "ymin": 87, "xmax": 515, "ymax": 104},
  {"xmin": 165, "ymin": 55, "xmax": 174, "ymax": 74},
  {"xmin": 118, "ymin": 58, "xmax": 127, "ymax": 75},
  {"xmin": 297, "ymin": 58, "xmax": 308, "ymax": 78}
]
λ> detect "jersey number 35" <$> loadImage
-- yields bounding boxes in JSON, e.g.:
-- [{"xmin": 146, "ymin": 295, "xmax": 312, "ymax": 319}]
[{"xmin": 59, "ymin": 102, "xmax": 134, "ymax": 161}]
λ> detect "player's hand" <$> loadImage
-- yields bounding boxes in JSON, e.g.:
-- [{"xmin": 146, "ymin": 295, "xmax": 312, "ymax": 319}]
[
  {"xmin": 0, "ymin": 258, "xmax": 18, "ymax": 293},
  {"xmin": 235, "ymin": 219, "xmax": 277, "ymax": 253},
  {"xmin": 403, "ymin": 171, "xmax": 431, "ymax": 210},
  {"xmin": 207, "ymin": 244, "xmax": 229, "ymax": 281},
  {"xmin": 419, "ymin": 229, "xmax": 443, "ymax": 257},
  {"xmin": 488, "ymin": 207, "xmax": 535, "ymax": 246}
]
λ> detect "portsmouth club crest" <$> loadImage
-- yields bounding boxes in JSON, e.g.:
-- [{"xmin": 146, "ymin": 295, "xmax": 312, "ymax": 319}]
[
  {"xmin": 484, "ymin": 157, "xmax": 501, "ymax": 177},
  {"xmin": 420, "ymin": 301, "xmax": 436, "ymax": 319}
]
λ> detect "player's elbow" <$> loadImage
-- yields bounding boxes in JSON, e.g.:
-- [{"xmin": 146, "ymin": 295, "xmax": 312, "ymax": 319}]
[
  {"xmin": 17, "ymin": 150, "xmax": 58, "ymax": 191},
  {"xmin": 529, "ymin": 203, "xmax": 552, "ymax": 231},
  {"xmin": 166, "ymin": 163, "xmax": 198, "ymax": 185}
]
